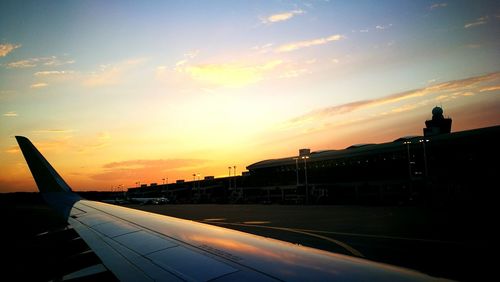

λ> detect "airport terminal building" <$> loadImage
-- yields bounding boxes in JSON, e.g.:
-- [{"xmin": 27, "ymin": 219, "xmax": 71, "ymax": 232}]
[{"xmin": 128, "ymin": 108, "xmax": 499, "ymax": 205}]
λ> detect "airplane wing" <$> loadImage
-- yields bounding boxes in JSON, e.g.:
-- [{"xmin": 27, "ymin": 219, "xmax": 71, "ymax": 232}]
[{"xmin": 16, "ymin": 136, "xmax": 444, "ymax": 281}]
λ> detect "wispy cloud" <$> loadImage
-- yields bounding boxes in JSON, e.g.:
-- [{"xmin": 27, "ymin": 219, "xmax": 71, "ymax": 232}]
[
  {"xmin": 355, "ymin": 24, "xmax": 392, "ymax": 33},
  {"xmin": 91, "ymin": 159, "xmax": 208, "ymax": 181},
  {"xmin": 251, "ymin": 43, "xmax": 274, "ymax": 54},
  {"xmin": 6, "ymin": 56, "xmax": 75, "ymax": 68},
  {"xmin": 102, "ymin": 159, "xmax": 205, "ymax": 169},
  {"xmin": 30, "ymin": 82, "xmax": 48, "ymax": 89},
  {"xmin": 32, "ymin": 129, "xmax": 74, "ymax": 134},
  {"xmin": 3, "ymin": 111, "xmax": 18, "ymax": 117},
  {"xmin": 375, "ymin": 24, "xmax": 393, "ymax": 30},
  {"xmin": 286, "ymin": 72, "xmax": 500, "ymax": 127},
  {"xmin": 0, "ymin": 43, "xmax": 21, "ymax": 57},
  {"xmin": 25, "ymin": 59, "xmax": 143, "ymax": 88},
  {"xmin": 175, "ymin": 60, "xmax": 283, "ymax": 87},
  {"xmin": 83, "ymin": 58, "xmax": 145, "ymax": 87},
  {"xmin": 279, "ymin": 68, "xmax": 310, "ymax": 79},
  {"xmin": 174, "ymin": 50, "xmax": 200, "ymax": 66},
  {"xmin": 5, "ymin": 146, "xmax": 20, "ymax": 154},
  {"xmin": 479, "ymin": 85, "xmax": 500, "ymax": 92},
  {"xmin": 33, "ymin": 70, "xmax": 78, "ymax": 84},
  {"xmin": 430, "ymin": 3, "xmax": 448, "ymax": 10},
  {"xmin": 262, "ymin": 10, "xmax": 304, "ymax": 24},
  {"xmin": 464, "ymin": 16, "xmax": 488, "ymax": 28},
  {"xmin": 7, "ymin": 59, "xmax": 37, "ymax": 68},
  {"xmin": 275, "ymin": 34, "xmax": 344, "ymax": 53},
  {"xmin": 35, "ymin": 70, "xmax": 76, "ymax": 76}
]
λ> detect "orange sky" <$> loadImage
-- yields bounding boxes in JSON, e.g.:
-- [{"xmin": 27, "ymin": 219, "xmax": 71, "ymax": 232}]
[{"xmin": 1, "ymin": 1, "xmax": 499, "ymax": 192}]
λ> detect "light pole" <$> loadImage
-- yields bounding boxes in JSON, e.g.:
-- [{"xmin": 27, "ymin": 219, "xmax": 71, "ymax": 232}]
[
  {"xmin": 419, "ymin": 139, "xmax": 429, "ymax": 177},
  {"xmin": 233, "ymin": 165, "xmax": 237, "ymax": 189},
  {"xmin": 302, "ymin": 156, "xmax": 309, "ymax": 204},
  {"xmin": 197, "ymin": 173, "xmax": 201, "ymax": 190},
  {"xmin": 293, "ymin": 157, "xmax": 299, "ymax": 187},
  {"xmin": 403, "ymin": 141, "xmax": 412, "ymax": 178},
  {"xmin": 228, "ymin": 166, "xmax": 232, "ymax": 189}
]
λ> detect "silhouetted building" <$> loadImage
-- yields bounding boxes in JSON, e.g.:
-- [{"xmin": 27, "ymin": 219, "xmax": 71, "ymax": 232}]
[
  {"xmin": 245, "ymin": 125, "xmax": 499, "ymax": 205},
  {"xmin": 127, "ymin": 108, "xmax": 498, "ymax": 206},
  {"xmin": 424, "ymin": 106, "xmax": 452, "ymax": 136}
]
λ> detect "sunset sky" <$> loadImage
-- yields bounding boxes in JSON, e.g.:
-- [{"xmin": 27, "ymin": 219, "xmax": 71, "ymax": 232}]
[{"xmin": 1, "ymin": 1, "xmax": 499, "ymax": 192}]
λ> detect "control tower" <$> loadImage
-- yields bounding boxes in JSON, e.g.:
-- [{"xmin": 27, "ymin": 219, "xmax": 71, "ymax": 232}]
[{"xmin": 423, "ymin": 106, "xmax": 452, "ymax": 136}]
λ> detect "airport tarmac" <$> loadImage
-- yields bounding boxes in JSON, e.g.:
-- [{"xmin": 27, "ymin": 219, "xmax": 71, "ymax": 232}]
[
  {"xmin": 128, "ymin": 204, "xmax": 491, "ymax": 281},
  {"xmin": 0, "ymin": 196, "xmax": 493, "ymax": 281}
]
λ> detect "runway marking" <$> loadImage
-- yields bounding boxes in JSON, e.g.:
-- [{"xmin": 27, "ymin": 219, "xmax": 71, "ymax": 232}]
[
  {"xmin": 292, "ymin": 228, "xmax": 464, "ymax": 245},
  {"xmin": 242, "ymin": 221, "xmax": 271, "ymax": 225},
  {"xmin": 201, "ymin": 220, "xmax": 365, "ymax": 258}
]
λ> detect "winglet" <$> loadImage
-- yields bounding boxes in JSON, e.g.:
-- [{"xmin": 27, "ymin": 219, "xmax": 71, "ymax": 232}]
[
  {"xmin": 16, "ymin": 136, "xmax": 81, "ymax": 219},
  {"xmin": 16, "ymin": 136, "xmax": 73, "ymax": 193}
]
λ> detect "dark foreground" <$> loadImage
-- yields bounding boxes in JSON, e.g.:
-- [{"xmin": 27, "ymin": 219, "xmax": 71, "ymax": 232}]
[{"xmin": 0, "ymin": 193, "xmax": 494, "ymax": 281}]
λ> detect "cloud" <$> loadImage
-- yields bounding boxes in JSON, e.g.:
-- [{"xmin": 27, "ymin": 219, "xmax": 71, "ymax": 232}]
[
  {"xmin": 184, "ymin": 50, "xmax": 200, "ymax": 59},
  {"xmin": 83, "ymin": 58, "xmax": 145, "ymax": 87},
  {"xmin": 286, "ymin": 72, "xmax": 500, "ymax": 126},
  {"xmin": 479, "ymin": 85, "xmax": 500, "ymax": 92},
  {"xmin": 262, "ymin": 10, "xmax": 304, "ymax": 24},
  {"xmin": 102, "ymin": 159, "xmax": 205, "ymax": 169},
  {"xmin": 174, "ymin": 50, "xmax": 200, "ymax": 66},
  {"xmin": 6, "ymin": 56, "xmax": 74, "ymax": 68},
  {"xmin": 175, "ymin": 59, "xmax": 187, "ymax": 66},
  {"xmin": 461, "ymin": 92, "xmax": 475, "ymax": 96},
  {"xmin": 0, "ymin": 43, "xmax": 21, "ymax": 57},
  {"xmin": 464, "ymin": 16, "xmax": 488, "ymax": 28},
  {"xmin": 6, "ymin": 59, "xmax": 37, "ymax": 68},
  {"xmin": 375, "ymin": 24, "xmax": 393, "ymax": 30},
  {"xmin": 430, "ymin": 3, "xmax": 447, "ymax": 10},
  {"xmin": 3, "ymin": 111, "xmax": 18, "ymax": 117},
  {"xmin": 23, "ymin": 59, "xmax": 143, "ymax": 88},
  {"xmin": 176, "ymin": 60, "xmax": 283, "ymax": 87},
  {"xmin": 251, "ymin": 43, "xmax": 274, "ymax": 54},
  {"xmin": 35, "ymin": 70, "xmax": 76, "ymax": 76},
  {"xmin": 44, "ymin": 59, "xmax": 75, "ymax": 66},
  {"xmin": 5, "ymin": 146, "xmax": 20, "ymax": 154},
  {"xmin": 275, "ymin": 34, "xmax": 344, "ymax": 53},
  {"xmin": 390, "ymin": 104, "xmax": 418, "ymax": 113},
  {"xmin": 30, "ymin": 82, "xmax": 48, "ymax": 89},
  {"xmin": 32, "ymin": 129, "xmax": 74, "ymax": 134},
  {"xmin": 91, "ymin": 159, "xmax": 208, "ymax": 181},
  {"xmin": 279, "ymin": 68, "xmax": 310, "ymax": 78},
  {"xmin": 34, "ymin": 70, "xmax": 78, "ymax": 83}
]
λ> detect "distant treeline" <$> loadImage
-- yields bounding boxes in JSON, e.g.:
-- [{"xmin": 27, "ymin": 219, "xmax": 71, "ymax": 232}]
[{"xmin": 0, "ymin": 191, "xmax": 123, "ymax": 205}]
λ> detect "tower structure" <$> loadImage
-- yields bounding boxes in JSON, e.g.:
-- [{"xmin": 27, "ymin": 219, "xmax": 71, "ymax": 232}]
[{"xmin": 423, "ymin": 106, "xmax": 452, "ymax": 136}]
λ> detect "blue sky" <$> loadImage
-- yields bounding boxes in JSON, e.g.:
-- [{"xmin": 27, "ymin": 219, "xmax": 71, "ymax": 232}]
[{"xmin": 1, "ymin": 0, "xmax": 499, "ymax": 191}]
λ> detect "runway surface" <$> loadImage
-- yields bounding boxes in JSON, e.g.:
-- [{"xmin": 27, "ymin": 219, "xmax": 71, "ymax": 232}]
[
  {"xmin": 1, "ymin": 197, "xmax": 493, "ymax": 281},
  {"xmin": 129, "ymin": 204, "xmax": 491, "ymax": 281}
]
